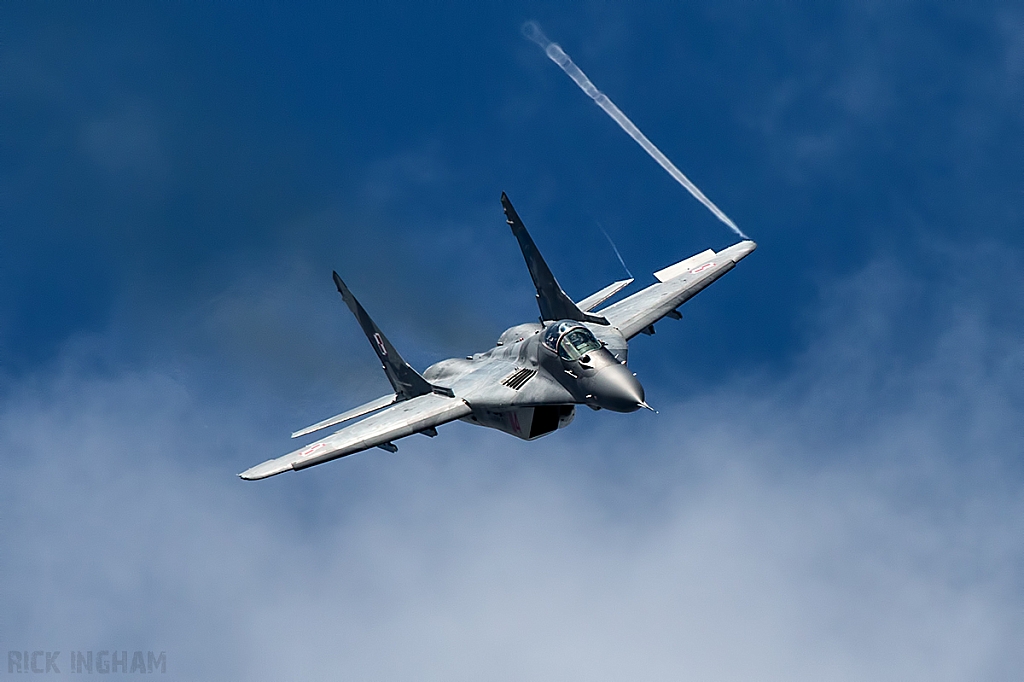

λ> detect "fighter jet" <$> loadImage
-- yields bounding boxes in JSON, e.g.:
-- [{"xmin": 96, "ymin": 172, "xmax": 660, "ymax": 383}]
[{"xmin": 239, "ymin": 194, "xmax": 755, "ymax": 480}]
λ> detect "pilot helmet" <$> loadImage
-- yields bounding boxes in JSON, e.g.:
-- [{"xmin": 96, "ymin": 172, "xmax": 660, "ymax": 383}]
[{"xmin": 541, "ymin": 320, "xmax": 602, "ymax": 362}]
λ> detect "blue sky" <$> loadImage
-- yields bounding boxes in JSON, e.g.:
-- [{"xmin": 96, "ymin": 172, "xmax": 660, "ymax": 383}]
[{"xmin": 2, "ymin": 2, "xmax": 1023, "ymax": 679}]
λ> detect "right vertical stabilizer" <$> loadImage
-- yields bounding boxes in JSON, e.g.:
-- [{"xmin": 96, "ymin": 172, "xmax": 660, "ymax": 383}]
[{"xmin": 501, "ymin": 193, "xmax": 608, "ymax": 324}]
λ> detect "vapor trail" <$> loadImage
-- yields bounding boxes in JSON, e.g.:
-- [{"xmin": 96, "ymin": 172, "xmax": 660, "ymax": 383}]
[
  {"xmin": 598, "ymin": 223, "xmax": 634, "ymax": 279},
  {"xmin": 523, "ymin": 21, "xmax": 749, "ymax": 240}
]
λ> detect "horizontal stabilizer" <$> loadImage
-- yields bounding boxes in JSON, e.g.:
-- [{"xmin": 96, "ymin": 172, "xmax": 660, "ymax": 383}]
[
  {"xmin": 291, "ymin": 393, "xmax": 397, "ymax": 439},
  {"xmin": 577, "ymin": 278, "xmax": 633, "ymax": 312}
]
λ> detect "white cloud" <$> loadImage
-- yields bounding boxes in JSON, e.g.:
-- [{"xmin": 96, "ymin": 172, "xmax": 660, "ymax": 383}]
[{"xmin": 1, "ymin": 242, "xmax": 1022, "ymax": 680}]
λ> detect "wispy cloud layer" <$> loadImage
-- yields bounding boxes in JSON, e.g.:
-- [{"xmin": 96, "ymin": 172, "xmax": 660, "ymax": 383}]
[
  {"xmin": 3, "ymin": 4, "xmax": 1024, "ymax": 679},
  {"xmin": 2, "ymin": 242, "xmax": 1021, "ymax": 680}
]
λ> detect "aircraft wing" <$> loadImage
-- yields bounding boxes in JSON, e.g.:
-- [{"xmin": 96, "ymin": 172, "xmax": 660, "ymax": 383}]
[
  {"xmin": 598, "ymin": 240, "xmax": 756, "ymax": 340},
  {"xmin": 239, "ymin": 393, "xmax": 471, "ymax": 480}
]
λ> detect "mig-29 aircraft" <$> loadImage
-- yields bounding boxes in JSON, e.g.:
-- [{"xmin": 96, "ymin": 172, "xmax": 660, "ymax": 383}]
[{"xmin": 240, "ymin": 194, "xmax": 755, "ymax": 480}]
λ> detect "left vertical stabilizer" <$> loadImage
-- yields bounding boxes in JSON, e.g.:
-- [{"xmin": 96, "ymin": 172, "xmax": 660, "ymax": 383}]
[{"xmin": 333, "ymin": 271, "xmax": 449, "ymax": 400}]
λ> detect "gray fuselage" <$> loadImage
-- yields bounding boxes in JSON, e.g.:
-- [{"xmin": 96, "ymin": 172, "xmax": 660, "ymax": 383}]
[{"xmin": 422, "ymin": 319, "xmax": 644, "ymax": 441}]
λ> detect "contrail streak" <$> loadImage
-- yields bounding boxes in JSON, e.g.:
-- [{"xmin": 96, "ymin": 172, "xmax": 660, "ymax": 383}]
[
  {"xmin": 522, "ymin": 21, "xmax": 749, "ymax": 240},
  {"xmin": 597, "ymin": 223, "xmax": 634, "ymax": 279}
]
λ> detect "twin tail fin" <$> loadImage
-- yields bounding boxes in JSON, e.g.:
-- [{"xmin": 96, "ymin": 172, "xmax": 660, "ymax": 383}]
[
  {"xmin": 332, "ymin": 272, "xmax": 454, "ymax": 401},
  {"xmin": 501, "ymin": 193, "xmax": 608, "ymax": 325}
]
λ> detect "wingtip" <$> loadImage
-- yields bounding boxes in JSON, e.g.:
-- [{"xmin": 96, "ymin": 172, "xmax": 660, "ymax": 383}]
[
  {"xmin": 735, "ymin": 240, "xmax": 757, "ymax": 261},
  {"xmin": 238, "ymin": 458, "xmax": 292, "ymax": 480},
  {"xmin": 719, "ymin": 240, "xmax": 757, "ymax": 264}
]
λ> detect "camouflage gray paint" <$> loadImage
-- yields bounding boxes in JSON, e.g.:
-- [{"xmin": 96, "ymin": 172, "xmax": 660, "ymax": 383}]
[{"xmin": 240, "ymin": 194, "xmax": 755, "ymax": 480}]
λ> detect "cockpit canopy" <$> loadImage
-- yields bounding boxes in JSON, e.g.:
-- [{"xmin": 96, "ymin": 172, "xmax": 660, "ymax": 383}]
[{"xmin": 542, "ymin": 320, "xmax": 603, "ymax": 362}]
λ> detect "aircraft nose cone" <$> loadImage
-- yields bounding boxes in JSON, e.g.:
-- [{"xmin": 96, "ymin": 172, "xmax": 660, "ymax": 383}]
[{"xmin": 590, "ymin": 363, "xmax": 646, "ymax": 413}]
